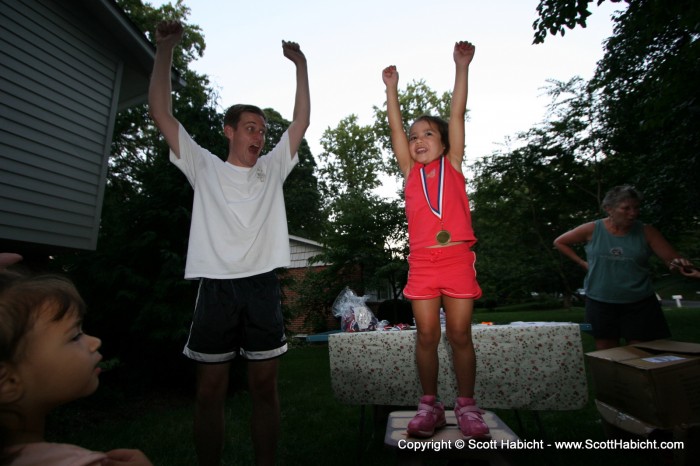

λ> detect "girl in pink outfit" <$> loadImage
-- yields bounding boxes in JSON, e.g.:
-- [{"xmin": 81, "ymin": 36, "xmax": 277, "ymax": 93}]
[
  {"xmin": 382, "ymin": 40, "xmax": 489, "ymax": 440},
  {"xmin": 0, "ymin": 270, "xmax": 152, "ymax": 466}
]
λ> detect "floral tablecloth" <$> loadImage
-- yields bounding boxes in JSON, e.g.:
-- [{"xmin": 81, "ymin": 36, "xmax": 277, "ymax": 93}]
[{"xmin": 328, "ymin": 322, "xmax": 587, "ymax": 410}]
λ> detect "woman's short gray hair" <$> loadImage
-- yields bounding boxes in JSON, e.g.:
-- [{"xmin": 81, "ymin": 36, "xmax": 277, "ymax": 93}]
[{"xmin": 601, "ymin": 185, "xmax": 643, "ymax": 210}]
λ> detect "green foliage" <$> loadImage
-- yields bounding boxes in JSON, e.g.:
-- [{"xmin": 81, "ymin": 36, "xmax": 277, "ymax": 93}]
[
  {"xmin": 532, "ymin": 0, "xmax": 699, "ymax": 245},
  {"xmin": 285, "ymin": 267, "xmax": 340, "ymax": 333},
  {"xmin": 470, "ymin": 78, "xmax": 604, "ymax": 302},
  {"xmin": 532, "ymin": 0, "xmax": 625, "ymax": 44},
  {"xmin": 591, "ymin": 0, "xmax": 700, "ymax": 240},
  {"xmin": 315, "ymin": 115, "xmax": 407, "ymax": 295},
  {"xmin": 264, "ymin": 108, "xmax": 325, "ymax": 240},
  {"xmin": 319, "ymin": 115, "xmax": 385, "ymax": 196}
]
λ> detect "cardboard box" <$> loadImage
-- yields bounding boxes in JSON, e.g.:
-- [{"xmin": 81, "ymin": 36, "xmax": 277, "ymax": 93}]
[
  {"xmin": 596, "ymin": 399, "xmax": 700, "ymax": 466},
  {"xmin": 586, "ymin": 340, "xmax": 700, "ymax": 428},
  {"xmin": 595, "ymin": 399, "xmax": 662, "ymax": 438}
]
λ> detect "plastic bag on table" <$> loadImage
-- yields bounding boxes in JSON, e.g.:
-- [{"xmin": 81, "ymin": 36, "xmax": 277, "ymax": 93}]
[{"xmin": 332, "ymin": 286, "xmax": 378, "ymax": 332}]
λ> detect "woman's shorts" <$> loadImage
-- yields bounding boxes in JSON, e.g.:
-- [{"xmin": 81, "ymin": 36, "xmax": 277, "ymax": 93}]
[
  {"xmin": 585, "ymin": 294, "xmax": 671, "ymax": 341},
  {"xmin": 403, "ymin": 243, "xmax": 482, "ymax": 300},
  {"xmin": 183, "ymin": 271, "xmax": 288, "ymax": 363}
]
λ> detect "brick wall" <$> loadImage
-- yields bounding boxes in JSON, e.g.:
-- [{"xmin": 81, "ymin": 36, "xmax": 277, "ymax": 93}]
[
  {"xmin": 280, "ymin": 266, "xmax": 338, "ymax": 334},
  {"xmin": 280, "ymin": 262, "xmax": 369, "ymax": 335}
]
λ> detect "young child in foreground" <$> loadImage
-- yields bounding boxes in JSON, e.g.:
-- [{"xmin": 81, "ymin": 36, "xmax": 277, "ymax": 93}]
[
  {"xmin": 0, "ymin": 270, "xmax": 152, "ymax": 466},
  {"xmin": 382, "ymin": 40, "xmax": 490, "ymax": 440}
]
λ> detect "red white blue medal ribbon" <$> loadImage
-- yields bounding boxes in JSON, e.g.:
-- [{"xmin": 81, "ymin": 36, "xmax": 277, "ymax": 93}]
[
  {"xmin": 420, "ymin": 157, "xmax": 451, "ymax": 244},
  {"xmin": 420, "ymin": 156, "xmax": 445, "ymax": 220}
]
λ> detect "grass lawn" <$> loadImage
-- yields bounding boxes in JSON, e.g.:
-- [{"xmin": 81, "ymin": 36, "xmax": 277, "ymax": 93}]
[{"xmin": 47, "ymin": 306, "xmax": 700, "ymax": 465}]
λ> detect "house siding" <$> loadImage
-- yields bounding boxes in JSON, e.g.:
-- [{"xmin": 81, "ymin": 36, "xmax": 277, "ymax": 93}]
[
  {"xmin": 0, "ymin": 0, "xmax": 121, "ymax": 251},
  {"xmin": 289, "ymin": 240, "xmax": 323, "ymax": 268}
]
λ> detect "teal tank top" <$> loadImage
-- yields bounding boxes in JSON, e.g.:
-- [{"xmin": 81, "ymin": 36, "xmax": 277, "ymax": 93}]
[{"xmin": 584, "ymin": 219, "xmax": 654, "ymax": 303}]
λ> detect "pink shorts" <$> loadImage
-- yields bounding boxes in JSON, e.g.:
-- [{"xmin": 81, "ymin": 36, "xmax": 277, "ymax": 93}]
[{"xmin": 403, "ymin": 243, "xmax": 482, "ymax": 300}]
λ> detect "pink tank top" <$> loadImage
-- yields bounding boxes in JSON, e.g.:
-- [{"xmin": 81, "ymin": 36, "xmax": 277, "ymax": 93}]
[{"xmin": 405, "ymin": 157, "xmax": 477, "ymax": 251}]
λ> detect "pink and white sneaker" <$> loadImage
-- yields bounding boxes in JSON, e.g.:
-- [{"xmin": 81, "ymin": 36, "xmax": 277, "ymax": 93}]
[
  {"xmin": 406, "ymin": 395, "xmax": 447, "ymax": 438},
  {"xmin": 454, "ymin": 397, "xmax": 491, "ymax": 439}
]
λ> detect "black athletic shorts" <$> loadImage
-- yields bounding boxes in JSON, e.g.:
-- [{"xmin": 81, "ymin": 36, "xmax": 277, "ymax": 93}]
[
  {"xmin": 183, "ymin": 271, "xmax": 287, "ymax": 363},
  {"xmin": 585, "ymin": 294, "xmax": 671, "ymax": 342}
]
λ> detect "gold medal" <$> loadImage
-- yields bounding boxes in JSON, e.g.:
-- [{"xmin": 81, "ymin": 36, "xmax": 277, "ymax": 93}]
[{"xmin": 436, "ymin": 229, "xmax": 451, "ymax": 245}]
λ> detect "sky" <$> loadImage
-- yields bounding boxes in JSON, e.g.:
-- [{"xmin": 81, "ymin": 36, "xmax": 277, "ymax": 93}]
[{"xmin": 151, "ymin": 0, "xmax": 624, "ymax": 165}]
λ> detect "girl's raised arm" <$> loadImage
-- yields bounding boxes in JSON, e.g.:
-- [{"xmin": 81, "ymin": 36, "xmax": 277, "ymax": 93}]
[
  {"xmin": 447, "ymin": 41, "xmax": 475, "ymax": 172},
  {"xmin": 383, "ymin": 65, "xmax": 412, "ymax": 177}
]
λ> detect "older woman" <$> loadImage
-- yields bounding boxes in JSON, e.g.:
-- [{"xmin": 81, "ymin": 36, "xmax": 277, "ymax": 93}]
[{"xmin": 553, "ymin": 185, "xmax": 694, "ymax": 350}]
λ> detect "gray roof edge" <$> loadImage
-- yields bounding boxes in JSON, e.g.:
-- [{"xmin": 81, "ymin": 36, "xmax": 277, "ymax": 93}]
[{"xmin": 80, "ymin": 0, "xmax": 184, "ymax": 89}]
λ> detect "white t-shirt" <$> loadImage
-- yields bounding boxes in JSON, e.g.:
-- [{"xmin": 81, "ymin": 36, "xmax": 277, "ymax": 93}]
[{"xmin": 170, "ymin": 123, "xmax": 298, "ymax": 279}]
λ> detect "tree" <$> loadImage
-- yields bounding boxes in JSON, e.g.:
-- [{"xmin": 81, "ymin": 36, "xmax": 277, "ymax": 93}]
[
  {"xmin": 532, "ymin": 0, "xmax": 626, "ymax": 45},
  {"xmin": 317, "ymin": 115, "xmax": 406, "ymax": 292},
  {"xmin": 263, "ymin": 108, "xmax": 325, "ymax": 241},
  {"xmin": 470, "ymin": 79, "xmax": 606, "ymax": 304},
  {"xmin": 591, "ymin": 0, "xmax": 700, "ymax": 241},
  {"xmin": 533, "ymin": 0, "xmax": 700, "ymax": 251}
]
